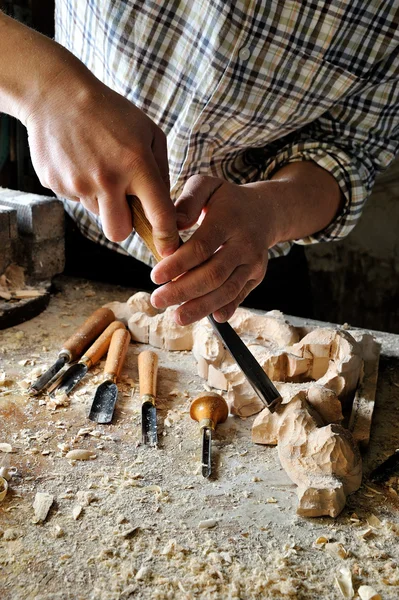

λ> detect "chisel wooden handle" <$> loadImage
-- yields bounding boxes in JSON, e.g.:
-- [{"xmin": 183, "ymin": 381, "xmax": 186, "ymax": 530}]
[
  {"xmin": 104, "ymin": 328, "xmax": 131, "ymax": 381},
  {"xmin": 81, "ymin": 321, "xmax": 125, "ymax": 367},
  {"xmin": 62, "ymin": 307, "xmax": 115, "ymax": 361},
  {"xmin": 130, "ymin": 196, "xmax": 169, "ymax": 263},
  {"xmin": 138, "ymin": 350, "xmax": 159, "ymax": 397},
  {"xmin": 190, "ymin": 392, "xmax": 229, "ymax": 430}
]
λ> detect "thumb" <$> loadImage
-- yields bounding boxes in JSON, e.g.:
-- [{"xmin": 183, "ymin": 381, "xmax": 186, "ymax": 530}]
[{"xmin": 175, "ymin": 175, "xmax": 224, "ymax": 229}]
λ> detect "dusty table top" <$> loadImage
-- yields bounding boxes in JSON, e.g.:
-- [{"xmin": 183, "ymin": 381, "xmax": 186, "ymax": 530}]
[{"xmin": 1, "ymin": 276, "xmax": 399, "ymax": 600}]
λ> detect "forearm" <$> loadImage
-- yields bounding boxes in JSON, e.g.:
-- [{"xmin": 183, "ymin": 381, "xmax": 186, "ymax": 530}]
[
  {"xmin": 244, "ymin": 161, "xmax": 344, "ymax": 248},
  {"xmin": 0, "ymin": 11, "xmax": 91, "ymax": 123}
]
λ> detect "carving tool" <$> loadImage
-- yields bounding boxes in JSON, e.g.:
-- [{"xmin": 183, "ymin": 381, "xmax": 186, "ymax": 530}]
[
  {"xmin": 89, "ymin": 328, "xmax": 131, "ymax": 423},
  {"xmin": 369, "ymin": 449, "xmax": 399, "ymax": 483},
  {"xmin": 130, "ymin": 197, "xmax": 282, "ymax": 413},
  {"xmin": 29, "ymin": 307, "xmax": 115, "ymax": 394},
  {"xmin": 190, "ymin": 392, "xmax": 228, "ymax": 478},
  {"xmin": 139, "ymin": 350, "xmax": 159, "ymax": 446},
  {"xmin": 50, "ymin": 320, "xmax": 125, "ymax": 400}
]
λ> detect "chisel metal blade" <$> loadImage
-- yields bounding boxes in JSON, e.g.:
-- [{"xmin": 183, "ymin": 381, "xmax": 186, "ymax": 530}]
[
  {"xmin": 89, "ymin": 381, "xmax": 118, "ymax": 424},
  {"xmin": 29, "ymin": 355, "xmax": 69, "ymax": 395},
  {"xmin": 202, "ymin": 428, "xmax": 212, "ymax": 478},
  {"xmin": 51, "ymin": 363, "xmax": 89, "ymax": 398},
  {"xmin": 142, "ymin": 402, "xmax": 158, "ymax": 447},
  {"xmin": 369, "ymin": 450, "xmax": 399, "ymax": 483},
  {"xmin": 208, "ymin": 315, "xmax": 282, "ymax": 412}
]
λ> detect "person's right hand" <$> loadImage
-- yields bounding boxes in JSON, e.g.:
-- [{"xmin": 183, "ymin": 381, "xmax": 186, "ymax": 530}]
[{"xmin": 23, "ymin": 61, "xmax": 179, "ymax": 256}]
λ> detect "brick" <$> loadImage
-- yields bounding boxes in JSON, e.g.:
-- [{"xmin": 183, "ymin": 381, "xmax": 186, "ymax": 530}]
[
  {"xmin": 15, "ymin": 237, "xmax": 65, "ymax": 280},
  {"xmin": 0, "ymin": 188, "xmax": 64, "ymax": 241},
  {"xmin": 0, "ymin": 205, "xmax": 18, "ymax": 274}
]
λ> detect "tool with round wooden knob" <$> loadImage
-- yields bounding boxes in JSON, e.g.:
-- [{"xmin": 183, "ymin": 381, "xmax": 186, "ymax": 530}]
[{"xmin": 190, "ymin": 392, "xmax": 229, "ymax": 478}]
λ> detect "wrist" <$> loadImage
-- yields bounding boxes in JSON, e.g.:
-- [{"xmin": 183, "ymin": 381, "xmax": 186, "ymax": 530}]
[{"xmin": 0, "ymin": 12, "xmax": 93, "ymax": 125}]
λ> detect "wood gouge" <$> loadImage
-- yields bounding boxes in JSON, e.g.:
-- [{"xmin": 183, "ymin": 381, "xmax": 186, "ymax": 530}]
[
  {"xmin": 50, "ymin": 320, "xmax": 125, "ymax": 400},
  {"xmin": 369, "ymin": 449, "xmax": 399, "ymax": 483},
  {"xmin": 139, "ymin": 350, "xmax": 159, "ymax": 447},
  {"xmin": 89, "ymin": 328, "xmax": 131, "ymax": 423},
  {"xmin": 130, "ymin": 197, "xmax": 282, "ymax": 414},
  {"xmin": 29, "ymin": 307, "xmax": 115, "ymax": 395},
  {"xmin": 190, "ymin": 392, "xmax": 228, "ymax": 478}
]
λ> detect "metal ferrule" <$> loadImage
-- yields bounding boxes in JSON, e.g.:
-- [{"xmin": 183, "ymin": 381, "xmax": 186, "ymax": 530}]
[
  {"xmin": 141, "ymin": 393, "xmax": 156, "ymax": 406},
  {"xmin": 103, "ymin": 372, "xmax": 117, "ymax": 383},
  {"xmin": 199, "ymin": 418, "xmax": 215, "ymax": 431},
  {"xmin": 59, "ymin": 349, "xmax": 72, "ymax": 362},
  {"xmin": 80, "ymin": 355, "xmax": 92, "ymax": 368}
]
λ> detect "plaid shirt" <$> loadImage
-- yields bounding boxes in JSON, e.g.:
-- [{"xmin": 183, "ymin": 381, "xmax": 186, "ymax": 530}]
[{"xmin": 55, "ymin": 0, "xmax": 399, "ymax": 266}]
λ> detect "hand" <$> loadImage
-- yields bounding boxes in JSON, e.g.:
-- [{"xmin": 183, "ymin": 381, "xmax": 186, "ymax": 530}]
[
  {"xmin": 24, "ymin": 59, "xmax": 179, "ymax": 256},
  {"xmin": 150, "ymin": 175, "xmax": 275, "ymax": 324}
]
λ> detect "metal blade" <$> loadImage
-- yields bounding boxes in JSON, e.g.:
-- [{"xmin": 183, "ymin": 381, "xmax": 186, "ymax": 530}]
[
  {"xmin": 202, "ymin": 427, "xmax": 212, "ymax": 478},
  {"xmin": 208, "ymin": 315, "xmax": 281, "ymax": 412},
  {"xmin": 89, "ymin": 381, "xmax": 118, "ymax": 423},
  {"xmin": 51, "ymin": 363, "xmax": 88, "ymax": 398},
  {"xmin": 142, "ymin": 402, "xmax": 158, "ymax": 446},
  {"xmin": 29, "ymin": 355, "xmax": 69, "ymax": 395},
  {"xmin": 369, "ymin": 450, "xmax": 399, "ymax": 483}
]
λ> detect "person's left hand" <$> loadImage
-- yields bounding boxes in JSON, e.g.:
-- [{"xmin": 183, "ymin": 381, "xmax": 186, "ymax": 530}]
[{"xmin": 150, "ymin": 175, "xmax": 276, "ymax": 325}]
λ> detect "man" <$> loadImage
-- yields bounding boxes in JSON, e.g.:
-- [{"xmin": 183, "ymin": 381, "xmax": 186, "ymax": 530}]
[{"xmin": 0, "ymin": 2, "xmax": 398, "ymax": 325}]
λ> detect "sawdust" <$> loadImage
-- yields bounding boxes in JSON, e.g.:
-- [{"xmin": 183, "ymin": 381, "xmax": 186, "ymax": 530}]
[{"xmin": 1, "ymin": 276, "xmax": 399, "ymax": 599}]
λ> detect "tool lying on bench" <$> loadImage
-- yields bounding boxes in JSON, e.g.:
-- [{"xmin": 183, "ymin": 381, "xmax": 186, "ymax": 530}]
[
  {"xmin": 89, "ymin": 328, "xmax": 131, "ymax": 423},
  {"xmin": 190, "ymin": 392, "xmax": 228, "ymax": 478},
  {"xmin": 49, "ymin": 320, "xmax": 125, "ymax": 400},
  {"xmin": 139, "ymin": 350, "xmax": 159, "ymax": 447},
  {"xmin": 130, "ymin": 197, "xmax": 282, "ymax": 414},
  {"xmin": 29, "ymin": 307, "xmax": 115, "ymax": 395}
]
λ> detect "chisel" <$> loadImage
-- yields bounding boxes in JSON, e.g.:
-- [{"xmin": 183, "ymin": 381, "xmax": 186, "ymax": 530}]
[
  {"xmin": 50, "ymin": 320, "xmax": 125, "ymax": 401},
  {"xmin": 139, "ymin": 350, "xmax": 159, "ymax": 447},
  {"xmin": 89, "ymin": 328, "xmax": 131, "ymax": 423},
  {"xmin": 29, "ymin": 307, "xmax": 115, "ymax": 395},
  {"xmin": 190, "ymin": 392, "xmax": 228, "ymax": 478},
  {"xmin": 130, "ymin": 197, "xmax": 282, "ymax": 414},
  {"xmin": 369, "ymin": 449, "xmax": 399, "ymax": 483}
]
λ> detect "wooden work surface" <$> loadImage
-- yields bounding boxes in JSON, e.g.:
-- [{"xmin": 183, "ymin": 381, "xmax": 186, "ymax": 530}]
[{"xmin": 1, "ymin": 276, "xmax": 399, "ymax": 600}]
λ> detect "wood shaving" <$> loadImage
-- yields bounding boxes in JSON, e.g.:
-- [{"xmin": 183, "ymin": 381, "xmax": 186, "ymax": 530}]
[
  {"xmin": 198, "ymin": 519, "xmax": 218, "ymax": 529},
  {"xmin": 0, "ymin": 443, "xmax": 14, "ymax": 453},
  {"xmin": 367, "ymin": 514, "xmax": 383, "ymax": 528},
  {"xmin": 32, "ymin": 492, "xmax": 54, "ymax": 523},
  {"xmin": 72, "ymin": 505, "xmax": 83, "ymax": 520},
  {"xmin": 66, "ymin": 449, "xmax": 97, "ymax": 461},
  {"xmin": 335, "ymin": 566, "xmax": 354, "ymax": 599},
  {"xmin": 0, "ymin": 477, "xmax": 8, "ymax": 502},
  {"xmin": 358, "ymin": 585, "xmax": 382, "ymax": 600}
]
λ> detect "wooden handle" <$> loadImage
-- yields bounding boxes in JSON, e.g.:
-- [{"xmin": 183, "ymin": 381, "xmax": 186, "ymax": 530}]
[
  {"xmin": 138, "ymin": 350, "xmax": 159, "ymax": 397},
  {"xmin": 82, "ymin": 321, "xmax": 125, "ymax": 366},
  {"xmin": 130, "ymin": 196, "xmax": 163, "ymax": 263},
  {"xmin": 190, "ymin": 392, "xmax": 229, "ymax": 429},
  {"xmin": 62, "ymin": 307, "xmax": 115, "ymax": 361},
  {"xmin": 104, "ymin": 328, "xmax": 131, "ymax": 381}
]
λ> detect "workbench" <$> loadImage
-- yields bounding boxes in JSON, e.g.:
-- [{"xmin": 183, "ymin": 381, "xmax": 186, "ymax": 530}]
[{"xmin": 1, "ymin": 276, "xmax": 399, "ymax": 600}]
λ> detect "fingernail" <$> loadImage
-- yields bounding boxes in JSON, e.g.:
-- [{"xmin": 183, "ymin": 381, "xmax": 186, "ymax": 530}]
[
  {"xmin": 150, "ymin": 292, "xmax": 165, "ymax": 309},
  {"xmin": 214, "ymin": 309, "xmax": 227, "ymax": 323}
]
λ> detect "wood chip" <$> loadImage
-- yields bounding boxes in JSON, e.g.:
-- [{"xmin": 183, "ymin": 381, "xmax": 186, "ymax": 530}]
[
  {"xmin": 367, "ymin": 514, "xmax": 382, "ymax": 528},
  {"xmin": 72, "ymin": 504, "xmax": 83, "ymax": 520},
  {"xmin": 325, "ymin": 542, "xmax": 348, "ymax": 559},
  {"xmin": 358, "ymin": 585, "xmax": 382, "ymax": 600},
  {"xmin": 66, "ymin": 449, "xmax": 97, "ymax": 461},
  {"xmin": 33, "ymin": 492, "xmax": 54, "ymax": 523},
  {"xmin": 0, "ymin": 443, "xmax": 14, "ymax": 453},
  {"xmin": 335, "ymin": 567, "xmax": 354, "ymax": 599},
  {"xmin": 0, "ymin": 477, "xmax": 8, "ymax": 502},
  {"xmin": 198, "ymin": 519, "xmax": 218, "ymax": 529}
]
